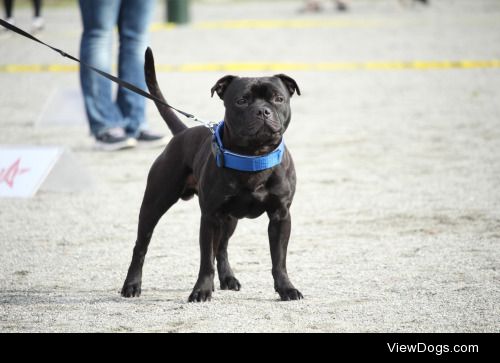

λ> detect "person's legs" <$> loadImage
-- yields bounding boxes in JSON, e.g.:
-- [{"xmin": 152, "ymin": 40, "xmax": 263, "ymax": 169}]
[
  {"xmin": 300, "ymin": 0, "xmax": 322, "ymax": 13},
  {"xmin": 116, "ymin": 0, "xmax": 155, "ymax": 137},
  {"xmin": 335, "ymin": 0, "xmax": 348, "ymax": 11},
  {"xmin": 79, "ymin": 0, "xmax": 125, "ymax": 137},
  {"xmin": 32, "ymin": 0, "xmax": 41, "ymax": 17},
  {"xmin": 4, "ymin": 0, "xmax": 14, "ymax": 20},
  {"xmin": 31, "ymin": 0, "xmax": 44, "ymax": 33}
]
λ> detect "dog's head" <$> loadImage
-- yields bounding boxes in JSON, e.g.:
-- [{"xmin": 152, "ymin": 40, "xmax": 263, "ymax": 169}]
[{"xmin": 211, "ymin": 75, "xmax": 300, "ymax": 152}]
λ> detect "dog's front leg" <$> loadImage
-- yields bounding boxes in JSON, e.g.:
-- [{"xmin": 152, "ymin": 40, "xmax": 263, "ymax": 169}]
[
  {"xmin": 188, "ymin": 215, "xmax": 221, "ymax": 302},
  {"xmin": 268, "ymin": 210, "xmax": 303, "ymax": 301}
]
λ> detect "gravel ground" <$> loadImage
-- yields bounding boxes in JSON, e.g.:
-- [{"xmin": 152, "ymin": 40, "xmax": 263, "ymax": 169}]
[{"xmin": 0, "ymin": 0, "xmax": 499, "ymax": 332}]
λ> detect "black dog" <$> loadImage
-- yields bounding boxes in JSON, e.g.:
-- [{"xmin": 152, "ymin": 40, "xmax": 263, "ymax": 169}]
[{"xmin": 121, "ymin": 48, "xmax": 302, "ymax": 302}]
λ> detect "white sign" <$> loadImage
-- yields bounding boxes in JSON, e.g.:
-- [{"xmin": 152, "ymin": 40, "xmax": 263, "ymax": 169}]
[{"xmin": 0, "ymin": 147, "xmax": 93, "ymax": 198}]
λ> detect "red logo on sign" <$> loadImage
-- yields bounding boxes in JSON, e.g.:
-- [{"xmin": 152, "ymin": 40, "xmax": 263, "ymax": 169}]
[{"xmin": 0, "ymin": 158, "xmax": 30, "ymax": 188}]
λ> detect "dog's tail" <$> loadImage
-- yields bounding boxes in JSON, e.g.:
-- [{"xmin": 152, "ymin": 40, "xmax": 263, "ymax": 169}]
[{"xmin": 144, "ymin": 47, "xmax": 187, "ymax": 135}]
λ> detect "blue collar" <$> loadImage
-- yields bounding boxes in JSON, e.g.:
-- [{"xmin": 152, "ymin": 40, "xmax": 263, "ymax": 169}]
[{"xmin": 212, "ymin": 121, "xmax": 285, "ymax": 172}]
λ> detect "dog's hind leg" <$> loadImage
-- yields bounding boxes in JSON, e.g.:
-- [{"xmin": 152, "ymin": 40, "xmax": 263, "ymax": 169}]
[
  {"xmin": 121, "ymin": 148, "xmax": 187, "ymax": 298},
  {"xmin": 216, "ymin": 216, "xmax": 241, "ymax": 291}
]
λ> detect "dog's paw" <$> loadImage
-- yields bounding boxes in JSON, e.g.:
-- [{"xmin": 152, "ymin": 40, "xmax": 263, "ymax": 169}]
[
  {"xmin": 121, "ymin": 282, "xmax": 142, "ymax": 298},
  {"xmin": 220, "ymin": 276, "xmax": 241, "ymax": 291},
  {"xmin": 277, "ymin": 288, "xmax": 303, "ymax": 301},
  {"xmin": 188, "ymin": 288, "xmax": 212, "ymax": 302}
]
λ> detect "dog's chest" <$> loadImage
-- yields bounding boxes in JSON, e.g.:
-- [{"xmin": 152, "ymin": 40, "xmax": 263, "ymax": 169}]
[{"xmin": 220, "ymin": 183, "xmax": 269, "ymax": 219}]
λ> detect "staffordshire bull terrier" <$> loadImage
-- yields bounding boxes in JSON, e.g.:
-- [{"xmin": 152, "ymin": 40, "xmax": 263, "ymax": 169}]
[{"xmin": 121, "ymin": 48, "xmax": 302, "ymax": 302}]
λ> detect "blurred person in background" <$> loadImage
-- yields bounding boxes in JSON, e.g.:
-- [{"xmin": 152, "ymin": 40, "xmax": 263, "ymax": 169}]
[
  {"xmin": 79, "ymin": 0, "xmax": 167, "ymax": 151},
  {"xmin": 2, "ymin": 0, "xmax": 44, "ymax": 33},
  {"xmin": 399, "ymin": 0, "xmax": 429, "ymax": 6},
  {"xmin": 300, "ymin": 0, "xmax": 349, "ymax": 12}
]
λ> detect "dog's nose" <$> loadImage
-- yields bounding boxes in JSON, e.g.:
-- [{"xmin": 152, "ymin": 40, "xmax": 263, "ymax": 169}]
[{"xmin": 256, "ymin": 108, "xmax": 271, "ymax": 119}]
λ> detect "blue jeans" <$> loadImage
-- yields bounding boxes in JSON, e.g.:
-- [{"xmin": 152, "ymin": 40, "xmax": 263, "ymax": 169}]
[{"xmin": 79, "ymin": 0, "xmax": 154, "ymax": 137}]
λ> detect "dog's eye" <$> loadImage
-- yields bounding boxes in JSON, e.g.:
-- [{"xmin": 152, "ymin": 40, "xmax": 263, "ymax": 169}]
[
  {"xmin": 274, "ymin": 96, "xmax": 285, "ymax": 103},
  {"xmin": 236, "ymin": 98, "xmax": 247, "ymax": 106}
]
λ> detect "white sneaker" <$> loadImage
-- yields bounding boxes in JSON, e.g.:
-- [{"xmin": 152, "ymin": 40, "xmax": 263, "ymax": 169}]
[
  {"xmin": 0, "ymin": 18, "xmax": 13, "ymax": 37},
  {"xmin": 135, "ymin": 130, "xmax": 169, "ymax": 149},
  {"xmin": 31, "ymin": 17, "xmax": 44, "ymax": 33},
  {"xmin": 94, "ymin": 127, "xmax": 137, "ymax": 152},
  {"xmin": 1, "ymin": 17, "xmax": 15, "ymax": 31}
]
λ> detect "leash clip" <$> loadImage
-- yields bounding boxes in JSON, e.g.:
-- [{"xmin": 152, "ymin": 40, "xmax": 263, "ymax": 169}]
[
  {"xmin": 190, "ymin": 116, "xmax": 218, "ymax": 134},
  {"xmin": 211, "ymin": 138, "xmax": 225, "ymax": 168}
]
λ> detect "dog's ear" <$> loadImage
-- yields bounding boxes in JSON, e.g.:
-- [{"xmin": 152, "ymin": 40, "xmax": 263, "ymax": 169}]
[
  {"xmin": 274, "ymin": 74, "xmax": 301, "ymax": 97},
  {"xmin": 211, "ymin": 75, "xmax": 237, "ymax": 99}
]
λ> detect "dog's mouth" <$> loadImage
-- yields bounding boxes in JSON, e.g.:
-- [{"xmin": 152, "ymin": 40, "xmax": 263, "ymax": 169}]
[
  {"xmin": 261, "ymin": 129, "xmax": 282, "ymax": 141},
  {"xmin": 225, "ymin": 127, "xmax": 282, "ymax": 155},
  {"xmin": 222, "ymin": 117, "xmax": 284, "ymax": 154},
  {"xmin": 242, "ymin": 115, "xmax": 282, "ymax": 133},
  {"xmin": 248, "ymin": 123, "xmax": 282, "ymax": 141},
  {"xmin": 245, "ymin": 126, "xmax": 283, "ymax": 150},
  {"xmin": 249, "ymin": 119, "xmax": 283, "ymax": 137}
]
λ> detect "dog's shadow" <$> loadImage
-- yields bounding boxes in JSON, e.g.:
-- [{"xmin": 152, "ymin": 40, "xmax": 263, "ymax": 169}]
[{"xmin": 1, "ymin": 289, "xmax": 287, "ymax": 307}]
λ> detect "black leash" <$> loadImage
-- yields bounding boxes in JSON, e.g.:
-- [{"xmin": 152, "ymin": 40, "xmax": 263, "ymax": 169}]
[{"xmin": 0, "ymin": 18, "xmax": 204, "ymax": 122}]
